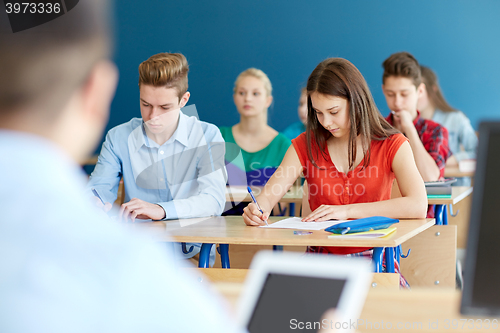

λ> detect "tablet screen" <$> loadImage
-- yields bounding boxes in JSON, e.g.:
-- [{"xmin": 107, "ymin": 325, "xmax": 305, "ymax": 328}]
[{"xmin": 247, "ymin": 273, "xmax": 346, "ymax": 333}]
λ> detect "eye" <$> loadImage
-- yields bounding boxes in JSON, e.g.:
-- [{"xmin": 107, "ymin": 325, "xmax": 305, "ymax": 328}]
[
  {"xmin": 142, "ymin": 103, "xmax": 150, "ymax": 107},
  {"xmin": 161, "ymin": 106, "xmax": 170, "ymax": 110},
  {"xmin": 330, "ymin": 111, "xmax": 338, "ymax": 115},
  {"xmin": 238, "ymin": 91, "xmax": 245, "ymax": 96},
  {"xmin": 253, "ymin": 92, "xmax": 260, "ymax": 96}
]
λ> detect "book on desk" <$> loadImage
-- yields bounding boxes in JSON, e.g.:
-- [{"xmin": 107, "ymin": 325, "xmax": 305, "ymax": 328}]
[{"xmin": 425, "ymin": 177, "xmax": 457, "ymax": 196}]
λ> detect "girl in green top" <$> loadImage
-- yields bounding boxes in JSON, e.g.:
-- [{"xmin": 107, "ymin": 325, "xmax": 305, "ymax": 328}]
[{"xmin": 220, "ymin": 68, "xmax": 290, "ymax": 214}]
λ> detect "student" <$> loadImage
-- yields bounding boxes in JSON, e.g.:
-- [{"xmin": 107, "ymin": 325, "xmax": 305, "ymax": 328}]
[
  {"xmin": 283, "ymin": 88, "xmax": 308, "ymax": 140},
  {"xmin": 418, "ymin": 65, "xmax": 477, "ymax": 185},
  {"xmin": 87, "ymin": 52, "xmax": 226, "ymax": 265},
  {"xmin": 242, "ymin": 58, "xmax": 427, "ymax": 261},
  {"xmin": 382, "ymin": 52, "xmax": 451, "ymax": 182},
  {"xmin": 221, "ymin": 68, "xmax": 291, "ymax": 214},
  {"xmin": 0, "ymin": 1, "xmax": 239, "ymax": 332}
]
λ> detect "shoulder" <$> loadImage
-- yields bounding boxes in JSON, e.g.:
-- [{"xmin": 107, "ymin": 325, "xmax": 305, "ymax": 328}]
[
  {"xmin": 421, "ymin": 118, "xmax": 448, "ymax": 135},
  {"xmin": 372, "ymin": 133, "xmax": 408, "ymax": 150},
  {"xmin": 182, "ymin": 114, "xmax": 224, "ymax": 141},
  {"xmin": 218, "ymin": 126, "xmax": 232, "ymax": 139},
  {"xmin": 107, "ymin": 118, "xmax": 142, "ymax": 138},
  {"xmin": 272, "ymin": 132, "xmax": 292, "ymax": 148}
]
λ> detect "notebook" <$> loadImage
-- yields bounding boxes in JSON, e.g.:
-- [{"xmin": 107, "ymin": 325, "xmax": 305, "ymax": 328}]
[{"xmin": 237, "ymin": 251, "xmax": 372, "ymax": 333}]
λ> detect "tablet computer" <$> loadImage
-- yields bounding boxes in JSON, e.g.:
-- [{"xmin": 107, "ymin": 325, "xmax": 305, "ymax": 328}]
[{"xmin": 237, "ymin": 251, "xmax": 372, "ymax": 333}]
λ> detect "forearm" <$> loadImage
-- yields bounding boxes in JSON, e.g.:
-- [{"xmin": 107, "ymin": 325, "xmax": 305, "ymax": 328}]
[
  {"xmin": 346, "ymin": 196, "xmax": 428, "ymax": 219},
  {"xmin": 159, "ymin": 193, "xmax": 224, "ymax": 219},
  {"xmin": 405, "ymin": 127, "xmax": 440, "ymax": 181}
]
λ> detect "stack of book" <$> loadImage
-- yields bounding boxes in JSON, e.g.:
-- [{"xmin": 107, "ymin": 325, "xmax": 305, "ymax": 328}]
[{"xmin": 425, "ymin": 178, "xmax": 457, "ymax": 198}]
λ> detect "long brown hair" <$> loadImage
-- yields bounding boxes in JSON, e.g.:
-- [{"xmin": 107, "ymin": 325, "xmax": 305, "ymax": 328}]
[
  {"xmin": 420, "ymin": 65, "xmax": 456, "ymax": 112},
  {"xmin": 306, "ymin": 58, "xmax": 399, "ymax": 170}
]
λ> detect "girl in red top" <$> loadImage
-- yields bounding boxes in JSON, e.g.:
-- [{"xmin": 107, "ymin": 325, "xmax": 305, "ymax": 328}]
[{"xmin": 243, "ymin": 58, "xmax": 427, "ymax": 256}]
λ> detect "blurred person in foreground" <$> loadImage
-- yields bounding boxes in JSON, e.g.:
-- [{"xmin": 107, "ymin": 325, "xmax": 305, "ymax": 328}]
[{"xmin": 0, "ymin": 2, "xmax": 240, "ymax": 332}]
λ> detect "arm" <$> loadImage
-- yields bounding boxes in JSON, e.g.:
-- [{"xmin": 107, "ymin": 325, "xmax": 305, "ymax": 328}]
[
  {"xmin": 87, "ymin": 132, "xmax": 122, "ymax": 204},
  {"xmin": 158, "ymin": 140, "xmax": 227, "ymax": 220},
  {"xmin": 404, "ymin": 125, "xmax": 441, "ymax": 181},
  {"xmin": 303, "ymin": 141, "xmax": 428, "ymax": 221},
  {"xmin": 454, "ymin": 112, "xmax": 478, "ymax": 161},
  {"xmin": 243, "ymin": 145, "xmax": 303, "ymax": 226}
]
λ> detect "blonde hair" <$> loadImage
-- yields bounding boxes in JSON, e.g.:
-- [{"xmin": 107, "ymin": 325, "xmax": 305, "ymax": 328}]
[
  {"xmin": 138, "ymin": 53, "xmax": 189, "ymax": 100},
  {"xmin": 233, "ymin": 68, "xmax": 272, "ymax": 97}
]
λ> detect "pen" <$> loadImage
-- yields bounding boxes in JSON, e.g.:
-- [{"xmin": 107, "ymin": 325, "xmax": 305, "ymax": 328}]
[
  {"xmin": 91, "ymin": 188, "xmax": 105, "ymax": 205},
  {"xmin": 247, "ymin": 186, "xmax": 268, "ymax": 226}
]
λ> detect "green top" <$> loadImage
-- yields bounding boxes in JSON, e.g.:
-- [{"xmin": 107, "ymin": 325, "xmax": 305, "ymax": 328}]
[{"xmin": 219, "ymin": 126, "xmax": 291, "ymax": 186}]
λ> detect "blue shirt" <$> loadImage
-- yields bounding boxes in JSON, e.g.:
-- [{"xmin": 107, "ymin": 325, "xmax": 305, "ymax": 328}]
[
  {"xmin": 282, "ymin": 121, "xmax": 306, "ymax": 140},
  {"xmin": 432, "ymin": 109, "xmax": 477, "ymax": 162},
  {"xmin": 88, "ymin": 111, "xmax": 227, "ymax": 220},
  {"xmin": 0, "ymin": 130, "xmax": 241, "ymax": 333}
]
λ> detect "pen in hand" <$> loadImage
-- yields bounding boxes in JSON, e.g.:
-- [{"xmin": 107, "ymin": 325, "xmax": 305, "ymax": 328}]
[
  {"xmin": 91, "ymin": 188, "xmax": 105, "ymax": 205},
  {"xmin": 247, "ymin": 186, "xmax": 269, "ymax": 226}
]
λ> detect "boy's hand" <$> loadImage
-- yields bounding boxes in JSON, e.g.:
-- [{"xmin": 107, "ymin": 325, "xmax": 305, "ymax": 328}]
[
  {"xmin": 93, "ymin": 196, "xmax": 112, "ymax": 212},
  {"xmin": 119, "ymin": 198, "xmax": 166, "ymax": 222},
  {"xmin": 391, "ymin": 110, "xmax": 414, "ymax": 134},
  {"xmin": 242, "ymin": 203, "xmax": 269, "ymax": 226}
]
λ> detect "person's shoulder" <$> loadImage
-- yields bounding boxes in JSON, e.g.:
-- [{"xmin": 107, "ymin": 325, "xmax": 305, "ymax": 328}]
[
  {"xmin": 107, "ymin": 118, "xmax": 142, "ymax": 137},
  {"xmin": 183, "ymin": 114, "xmax": 223, "ymax": 140},
  {"xmin": 273, "ymin": 132, "xmax": 292, "ymax": 146},
  {"xmin": 217, "ymin": 126, "xmax": 232, "ymax": 138}
]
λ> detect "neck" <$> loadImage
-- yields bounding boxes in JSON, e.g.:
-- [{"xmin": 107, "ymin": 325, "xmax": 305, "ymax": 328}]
[
  {"xmin": 419, "ymin": 104, "xmax": 435, "ymax": 120},
  {"xmin": 237, "ymin": 112, "xmax": 268, "ymax": 135}
]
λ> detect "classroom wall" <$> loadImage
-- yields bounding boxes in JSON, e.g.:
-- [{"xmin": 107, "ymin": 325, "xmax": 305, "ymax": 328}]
[{"xmin": 105, "ymin": 0, "xmax": 500, "ymax": 144}]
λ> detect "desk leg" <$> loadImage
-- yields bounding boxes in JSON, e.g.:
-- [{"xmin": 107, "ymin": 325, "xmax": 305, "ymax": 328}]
[
  {"xmin": 435, "ymin": 204, "xmax": 444, "ymax": 225},
  {"xmin": 198, "ymin": 243, "xmax": 213, "ymax": 268},
  {"xmin": 219, "ymin": 244, "xmax": 230, "ymax": 269},
  {"xmin": 385, "ymin": 247, "xmax": 395, "ymax": 273},
  {"xmin": 373, "ymin": 247, "xmax": 384, "ymax": 273},
  {"xmin": 289, "ymin": 203, "xmax": 296, "ymax": 216}
]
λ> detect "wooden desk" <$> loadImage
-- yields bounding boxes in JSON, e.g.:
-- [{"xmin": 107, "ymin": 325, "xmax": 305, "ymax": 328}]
[
  {"xmin": 444, "ymin": 166, "xmax": 474, "ymax": 178},
  {"xmin": 427, "ymin": 186, "xmax": 473, "ymax": 225},
  {"xmin": 137, "ymin": 216, "xmax": 435, "ymax": 272},
  {"xmin": 214, "ymin": 283, "xmax": 500, "ymax": 332}
]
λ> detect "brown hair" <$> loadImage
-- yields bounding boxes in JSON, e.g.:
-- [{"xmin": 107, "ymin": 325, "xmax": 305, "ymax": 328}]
[
  {"xmin": 0, "ymin": 0, "xmax": 110, "ymax": 122},
  {"xmin": 306, "ymin": 58, "xmax": 399, "ymax": 170},
  {"xmin": 138, "ymin": 53, "xmax": 189, "ymax": 100},
  {"xmin": 420, "ymin": 65, "xmax": 456, "ymax": 112},
  {"xmin": 382, "ymin": 52, "xmax": 422, "ymax": 87}
]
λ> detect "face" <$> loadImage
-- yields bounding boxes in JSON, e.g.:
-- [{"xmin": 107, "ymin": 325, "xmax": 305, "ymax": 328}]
[
  {"xmin": 139, "ymin": 85, "xmax": 189, "ymax": 135},
  {"xmin": 298, "ymin": 91, "xmax": 308, "ymax": 125},
  {"xmin": 310, "ymin": 92, "xmax": 350, "ymax": 139},
  {"xmin": 382, "ymin": 76, "xmax": 424, "ymax": 118},
  {"xmin": 233, "ymin": 76, "xmax": 272, "ymax": 116}
]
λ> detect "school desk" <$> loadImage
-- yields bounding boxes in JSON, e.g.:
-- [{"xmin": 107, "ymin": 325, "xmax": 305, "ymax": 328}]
[
  {"xmin": 136, "ymin": 216, "xmax": 435, "ymax": 273},
  {"xmin": 427, "ymin": 186, "xmax": 473, "ymax": 225},
  {"xmin": 213, "ymin": 283, "xmax": 500, "ymax": 333},
  {"xmin": 444, "ymin": 166, "xmax": 474, "ymax": 178}
]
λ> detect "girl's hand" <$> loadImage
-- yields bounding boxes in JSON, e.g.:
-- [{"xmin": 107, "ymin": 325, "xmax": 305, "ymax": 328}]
[
  {"xmin": 242, "ymin": 203, "xmax": 270, "ymax": 226},
  {"xmin": 302, "ymin": 204, "xmax": 349, "ymax": 222}
]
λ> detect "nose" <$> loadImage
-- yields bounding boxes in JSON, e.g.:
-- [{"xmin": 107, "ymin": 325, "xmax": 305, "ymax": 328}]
[
  {"xmin": 394, "ymin": 94, "xmax": 403, "ymax": 109},
  {"xmin": 150, "ymin": 107, "xmax": 162, "ymax": 120}
]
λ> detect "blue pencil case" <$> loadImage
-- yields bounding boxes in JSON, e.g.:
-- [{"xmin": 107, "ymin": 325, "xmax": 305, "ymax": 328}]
[{"xmin": 325, "ymin": 216, "xmax": 399, "ymax": 235}]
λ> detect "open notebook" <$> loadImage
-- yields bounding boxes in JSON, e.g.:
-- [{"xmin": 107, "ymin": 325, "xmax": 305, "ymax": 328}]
[{"xmin": 237, "ymin": 251, "xmax": 372, "ymax": 333}]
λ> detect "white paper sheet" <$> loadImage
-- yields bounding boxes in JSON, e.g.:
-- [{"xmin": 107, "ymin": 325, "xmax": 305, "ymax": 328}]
[{"xmin": 259, "ymin": 217, "xmax": 348, "ymax": 230}]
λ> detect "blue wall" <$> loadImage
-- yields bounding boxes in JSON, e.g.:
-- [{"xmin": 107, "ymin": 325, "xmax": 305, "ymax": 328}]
[{"xmin": 106, "ymin": 0, "xmax": 500, "ymax": 142}]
